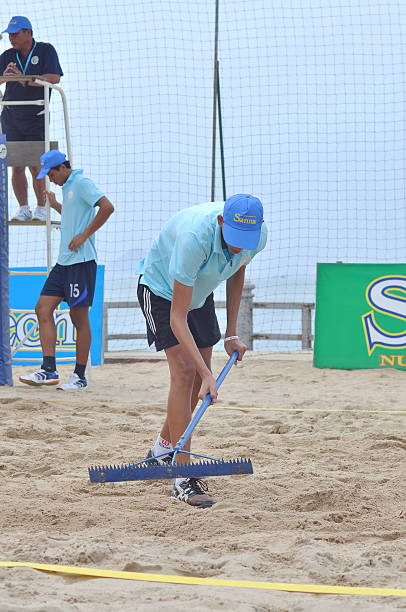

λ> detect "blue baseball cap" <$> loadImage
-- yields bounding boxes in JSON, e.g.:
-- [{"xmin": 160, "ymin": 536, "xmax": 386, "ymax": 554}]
[
  {"xmin": 37, "ymin": 150, "xmax": 67, "ymax": 178},
  {"xmin": 222, "ymin": 194, "xmax": 264, "ymax": 250},
  {"xmin": 2, "ymin": 16, "xmax": 33, "ymax": 34}
]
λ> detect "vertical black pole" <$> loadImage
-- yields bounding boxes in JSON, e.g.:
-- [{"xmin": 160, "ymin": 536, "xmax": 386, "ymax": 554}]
[
  {"xmin": 217, "ymin": 58, "xmax": 227, "ymax": 200},
  {"xmin": 0, "ymin": 134, "xmax": 12, "ymax": 385},
  {"xmin": 210, "ymin": 0, "xmax": 219, "ymax": 201}
]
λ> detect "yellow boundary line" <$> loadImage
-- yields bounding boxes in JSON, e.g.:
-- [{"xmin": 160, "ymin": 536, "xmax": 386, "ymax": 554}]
[
  {"xmin": 25, "ymin": 398, "xmax": 406, "ymax": 415},
  {"xmin": 0, "ymin": 562, "xmax": 405, "ymax": 596},
  {"xmin": 216, "ymin": 405, "xmax": 406, "ymax": 415}
]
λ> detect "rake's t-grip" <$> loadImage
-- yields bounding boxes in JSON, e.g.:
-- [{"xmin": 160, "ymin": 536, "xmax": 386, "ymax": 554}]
[{"xmin": 88, "ymin": 350, "xmax": 254, "ymax": 482}]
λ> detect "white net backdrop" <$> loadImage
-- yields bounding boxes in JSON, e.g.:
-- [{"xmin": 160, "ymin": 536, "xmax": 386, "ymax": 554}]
[{"xmin": 2, "ymin": 0, "xmax": 406, "ymax": 351}]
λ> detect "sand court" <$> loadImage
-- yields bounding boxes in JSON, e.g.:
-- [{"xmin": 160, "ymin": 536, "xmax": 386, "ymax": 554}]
[{"xmin": 0, "ymin": 353, "xmax": 405, "ymax": 610}]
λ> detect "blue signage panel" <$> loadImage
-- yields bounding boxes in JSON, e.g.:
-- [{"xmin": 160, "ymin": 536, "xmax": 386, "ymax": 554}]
[
  {"xmin": 0, "ymin": 134, "xmax": 12, "ymax": 385},
  {"xmin": 10, "ymin": 265, "xmax": 104, "ymax": 366}
]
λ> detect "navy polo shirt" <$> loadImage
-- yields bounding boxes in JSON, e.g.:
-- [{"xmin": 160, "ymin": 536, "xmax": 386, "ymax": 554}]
[{"xmin": 0, "ymin": 40, "xmax": 63, "ymax": 117}]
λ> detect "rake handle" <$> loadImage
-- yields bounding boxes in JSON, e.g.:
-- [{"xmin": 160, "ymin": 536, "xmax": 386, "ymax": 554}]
[{"xmin": 173, "ymin": 350, "xmax": 238, "ymax": 455}]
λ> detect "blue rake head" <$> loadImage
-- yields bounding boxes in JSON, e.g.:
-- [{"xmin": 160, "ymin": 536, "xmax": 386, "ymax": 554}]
[{"xmin": 88, "ymin": 456, "xmax": 253, "ymax": 483}]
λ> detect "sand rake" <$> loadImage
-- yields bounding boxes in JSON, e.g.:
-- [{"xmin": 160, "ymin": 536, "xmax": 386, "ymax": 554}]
[{"xmin": 88, "ymin": 351, "xmax": 253, "ymax": 483}]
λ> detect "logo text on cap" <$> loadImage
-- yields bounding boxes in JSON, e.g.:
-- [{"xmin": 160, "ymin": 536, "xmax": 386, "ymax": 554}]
[{"xmin": 233, "ymin": 213, "xmax": 257, "ymax": 225}]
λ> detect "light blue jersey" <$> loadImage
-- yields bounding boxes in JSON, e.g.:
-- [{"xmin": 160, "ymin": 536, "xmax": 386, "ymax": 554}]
[
  {"xmin": 58, "ymin": 169, "xmax": 104, "ymax": 265},
  {"xmin": 138, "ymin": 202, "xmax": 267, "ymax": 310}
]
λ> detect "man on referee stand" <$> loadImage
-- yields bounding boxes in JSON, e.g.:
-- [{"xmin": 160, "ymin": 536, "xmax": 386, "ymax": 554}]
[
  {"xmin": 137, "ymin": 194, "xmax": 267, "ymax": 507},
  {"xmin": 0, "ymin": 16, "xmax": 63, "ymax": 221},
  {"xmin": 19, "ymin": 150, "xmax": 114, "ymax": 390}
]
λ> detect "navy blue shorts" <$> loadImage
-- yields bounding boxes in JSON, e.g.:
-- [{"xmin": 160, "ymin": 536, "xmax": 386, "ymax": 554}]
[
  {"xmin": 41, "ymin": 261, "xmax": 97, "ymax": 308},
  {"xmin": 137, "ymin": 279, "xmax": 221, "ymax": 352},
  {"xmin": 1, "ymin": 107, "xmax": 45, "ymax": 142}
]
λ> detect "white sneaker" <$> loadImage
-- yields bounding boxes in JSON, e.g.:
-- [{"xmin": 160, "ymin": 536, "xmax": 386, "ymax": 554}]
[
  {"xmin": 57, "ymin": 373, "xmax": 88, "ymax": 391},
  {"xmin": 32, "ymin": 206, "xmax": 47, "ymax": 221},
  {"xmin": 11, "ymin": 206, "xmax": 32, "ymax": 222},
  {"xmin": 19, "ymin": 369, "xmax": 59, "ymax": 386}
]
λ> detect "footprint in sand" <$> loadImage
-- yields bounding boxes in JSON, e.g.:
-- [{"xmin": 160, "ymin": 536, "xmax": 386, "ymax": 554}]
[{"xmin": 123, "ymin": 561, "xmax": 162, "ymax": 572}]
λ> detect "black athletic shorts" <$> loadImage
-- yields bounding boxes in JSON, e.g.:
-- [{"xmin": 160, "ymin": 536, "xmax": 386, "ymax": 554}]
[
  {"xmin": 41, "ymin": 261, "xmax": 97, "ymax": 307},
  {"xmin": 137, "ymin": 279, "xmax": 221, "ymax": 352},
  {"xmin": 1, "ymin": 107, "xmax": 45, "ymax": 142}
]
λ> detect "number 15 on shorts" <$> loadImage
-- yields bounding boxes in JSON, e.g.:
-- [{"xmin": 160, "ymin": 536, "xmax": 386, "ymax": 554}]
[{"xmin": 70, "ymin": 283, "xmax": 80, "ymax": 298}]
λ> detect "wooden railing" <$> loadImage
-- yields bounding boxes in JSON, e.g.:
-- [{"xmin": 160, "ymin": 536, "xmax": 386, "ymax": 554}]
[{"xmin": 102, "ymin": 289, "xmax": 314, "ymax": 357}]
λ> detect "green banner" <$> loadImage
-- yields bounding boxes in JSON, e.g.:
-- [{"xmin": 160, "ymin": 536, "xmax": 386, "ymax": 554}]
[{"xmin": 314, "ymin": 263, "xmax": 406, "ymax": 369}]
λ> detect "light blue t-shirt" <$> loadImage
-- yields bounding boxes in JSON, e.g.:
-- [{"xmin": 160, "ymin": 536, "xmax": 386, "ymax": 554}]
[
  {"xmin": 137, "ymin": 202, "xmax": 268, "ymax": 310},
  {"xmin": 58, "ymin": 169, "xmax": 104, "ymax": 266}
]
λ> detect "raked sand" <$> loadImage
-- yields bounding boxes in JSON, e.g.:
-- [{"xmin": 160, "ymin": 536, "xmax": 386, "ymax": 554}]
[{"xmin": 0, "ymin": 352, "xmax": 405, "ymax": 611}]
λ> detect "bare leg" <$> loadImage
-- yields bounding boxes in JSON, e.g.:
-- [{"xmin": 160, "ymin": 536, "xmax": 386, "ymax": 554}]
[
  {"xmin": 69, "ymin": 307, "xmax": 91, "ymax": 365},
  {"xmin": 29, "ymin": 166, "xmax": 45, "ymax": 206},
  {"xmin": 190, "ymin": 346, "xmax": 213, "ymax": 411},
  {"xmin": 160, "ymin": 345, "xmax": 213, "ymax": 463},
  {"xmin": 35, "ymin": 295, "xmax": 62, "ymax": 356},
  {"xmin": 11, "ymin": 167, "xmax": 28, "ymax": 206}
]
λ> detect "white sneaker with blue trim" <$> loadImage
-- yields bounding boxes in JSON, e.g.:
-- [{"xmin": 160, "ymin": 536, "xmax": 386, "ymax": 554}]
[
  {"xmin": 57, "ymin": 373, "xmax": 88, "ymax": 391},
  {"xmin": 19, "ymin": 369, "xmax": 59, "ymax": 386},
  {"xmin": 32, "ymin": 206, "xmax": 47, "ymax": 221},
  {"xmin": 11, "ymin": 206, "xmax": 32, "ymax": 222}
]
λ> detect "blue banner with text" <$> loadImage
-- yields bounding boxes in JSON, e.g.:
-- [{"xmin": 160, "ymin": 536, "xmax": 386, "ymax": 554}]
[{"xmin": 10, "ymin": 265, "xmax": 104, "ymax": 366}]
